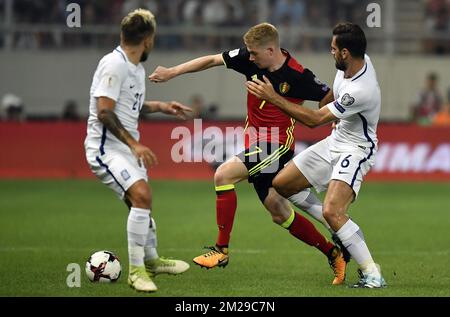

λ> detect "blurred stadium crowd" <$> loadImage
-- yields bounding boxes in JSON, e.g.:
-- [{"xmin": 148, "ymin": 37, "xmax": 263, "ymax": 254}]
[
  {"xmin": 5, "ymin": 0, "xmax": 372, "ymax": 26},
  {"xmin": 0, "ymin": 0, "xmax": 448, "ymax": 53},
  {"xmin": 0, "ymin": 0, "xmax": 449, "ymax": 123}
]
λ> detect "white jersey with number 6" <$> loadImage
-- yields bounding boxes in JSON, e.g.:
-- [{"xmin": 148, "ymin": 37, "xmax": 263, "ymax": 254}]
[
  {"xmin": 327, "ymin": 54, "xmax": 380, "ymax": 154},
  {"xmin": 293, "ymin": 54, "xmax": 381, "ymax": 197}
]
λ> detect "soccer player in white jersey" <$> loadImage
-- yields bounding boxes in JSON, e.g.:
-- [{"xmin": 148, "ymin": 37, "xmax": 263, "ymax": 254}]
[
  {"xmin": 246, "ymin": 22, "xmax": 386, "ymax": 288},
  {"xmin": 84, "ymin": 9, "xmax": 192, "ymax": 292}
]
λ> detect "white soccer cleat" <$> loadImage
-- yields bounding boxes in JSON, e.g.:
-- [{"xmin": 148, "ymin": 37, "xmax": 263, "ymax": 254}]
[
  {"xmin": 128, "ymin": 265, "xmax": 157, "ymax": 292},
  {"xmin": 145, "ymin": 257, "xmax": 190, "ymax": 276},
  {"xmin": 352, "ymin": 269, "xmax": 387, "ymax": 288}
]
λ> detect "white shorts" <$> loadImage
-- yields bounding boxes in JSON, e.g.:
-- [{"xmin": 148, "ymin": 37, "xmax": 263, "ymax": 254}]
[
  {"xmin": 86, "ymin": 147, "xmax": 148, "ymax": 200},
  {"xmin": 292, "ymin": 137, "xmax": 375, "ymax": 198}
]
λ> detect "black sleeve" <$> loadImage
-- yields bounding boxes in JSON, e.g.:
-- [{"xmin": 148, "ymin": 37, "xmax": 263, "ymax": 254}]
[
  {"xmin": 222, "ymin": 47, "xmax": 252, "ymax": 76},
  {"xmin": 294, "ymin": 68, "xmax": 330, "ymax": 102}
]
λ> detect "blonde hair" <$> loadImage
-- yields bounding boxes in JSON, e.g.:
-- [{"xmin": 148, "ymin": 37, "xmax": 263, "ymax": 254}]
[
  {"xmin": 121, "ymin": 9, "xmax": 156, "ymax": 45},
  {"xmin": 243, "ymin": 23, "xmax": 279, "ymax": 48}
]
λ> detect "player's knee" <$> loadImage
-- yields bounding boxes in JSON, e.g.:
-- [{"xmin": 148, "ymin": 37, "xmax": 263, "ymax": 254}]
[
  {"xmin": 271, "ymin": 176, "xmax": 284, "ymax": 195},
  {"xmin": 128, "ymin": 185, "xmax": 152, "ymax": 209},
  {"xmin": 214, "ymin": 168, "xmax": 230, "ymax": 186},
  {"xmin": 322, "ymin": 204, "xmax": 338, "ymax": 224},
  {"xmin": 213, "ymin": 170, "xmax": 223, "ymax": 186}
]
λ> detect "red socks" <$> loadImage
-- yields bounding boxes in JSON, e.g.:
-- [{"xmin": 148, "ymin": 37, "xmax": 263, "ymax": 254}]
[
  {"xmin": 215, "ymin": 186, "xmax": 237, "ymax": 247},
  {"xmin": 214, "ymin": 185, "xmax": 333, "ymax": 257},
  {"xmin": 288, "ymin": 212, "xmax": 334, "ymax": 256}
]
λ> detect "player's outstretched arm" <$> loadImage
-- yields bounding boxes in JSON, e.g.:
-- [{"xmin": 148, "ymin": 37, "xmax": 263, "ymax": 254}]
[
  {"xmin": 246, "ymin": 76, "xmax": 337, "ymax": 128},
  {"xmin": 319, "ymin": 90, "xmax": 334, "ymax": 108},
  {"xmin": 318, "ymin": 90, "xmax": 339, "ymax": 129},
  {"xmin": 97, "ymin": 96, "xmax": 158, "ymax": 168},
  {"xmin": 141, "ymin": 101, "xmax": 192, "ymax": 120},
  {"xmin": 148, "ymin": 54, "xmax": 224, "ymax": 82}
]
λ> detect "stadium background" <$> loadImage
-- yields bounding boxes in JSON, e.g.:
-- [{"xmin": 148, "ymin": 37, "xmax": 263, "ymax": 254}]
[{"xmin": 1, "ymin": 0, "xmax": 450, "ymax": 298}]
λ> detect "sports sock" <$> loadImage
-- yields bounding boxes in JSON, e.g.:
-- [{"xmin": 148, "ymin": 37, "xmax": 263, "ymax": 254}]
[
  {"xmin": 335, "ymin": 219, "xmax": 379, "ymax": 275},
  {"xmin": 215, "ymin": 184, "xmax": 237, "ymax": 247},
  {"xmin": 281, "ymin": 209, "xmax": 334, "ymax": 256},
  {"xmin": 144, "ymin": 217, "xmax": 159, "ymax": 261},
  {"xmin": 127, "ymin": 207, "xmax": 150, "ymax": 267}
]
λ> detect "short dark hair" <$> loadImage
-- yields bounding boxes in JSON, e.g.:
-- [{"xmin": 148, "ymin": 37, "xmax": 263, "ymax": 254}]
[
  {"xmin": 332, "ymin": 22, "xmax": 366, "ymax": 58},
  {"xmin": 121, "ymin": 9, "xmax": 156, "ymax": 45}
]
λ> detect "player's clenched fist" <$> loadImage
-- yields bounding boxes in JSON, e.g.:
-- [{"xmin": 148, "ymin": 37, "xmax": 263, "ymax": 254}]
[{"xmin": 148, "ymin": 66, "xmax": 174, "ymax": 82}]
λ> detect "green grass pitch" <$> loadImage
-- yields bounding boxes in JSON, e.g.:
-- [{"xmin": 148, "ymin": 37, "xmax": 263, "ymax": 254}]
[{"xmin": 1, "ymin": 179, "xmax": 450, "ymax": 297}]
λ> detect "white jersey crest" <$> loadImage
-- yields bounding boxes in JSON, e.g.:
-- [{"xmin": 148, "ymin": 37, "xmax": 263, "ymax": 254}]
[{"xmin": 85, "ymin": 46, "xmax": 146, "ymax": 154}]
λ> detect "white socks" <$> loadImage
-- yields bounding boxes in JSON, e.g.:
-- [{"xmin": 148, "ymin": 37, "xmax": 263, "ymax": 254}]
[
  {"xmin": 335, "ymin": 219, "xmax": 379, "ymax": 276},
  {"xmin": 127, "ymin": 207, "xmax": 150, "ymax": 266},
  {"xmin": 144, "ymin": 217, "xmax": 159, "ymax": 261},
  {"xmin": 288, "ymin": 189, "xmax": 332, "ymax": 232},
  {"xmin": 289, "ymin": 189, "xmax": 380, "ymax": 276}
]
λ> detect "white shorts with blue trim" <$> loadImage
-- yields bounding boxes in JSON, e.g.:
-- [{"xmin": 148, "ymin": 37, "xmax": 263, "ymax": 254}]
[
  {"xmin": 292, "ymin": 137, "xmax": 375, "ymax": 199},
  {"xmin": 86, "ymin": 147, "xmax": 148, "ymax": 200}
]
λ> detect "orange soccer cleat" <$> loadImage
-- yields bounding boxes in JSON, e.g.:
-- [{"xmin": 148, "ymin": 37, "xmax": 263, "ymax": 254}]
[
  {"xmin": 193, "ymin": 246, "xmax": 229, "ymax": 269},
  {"xmin": 328, "ymin": 246, "xmax": 347, "ymax": 285}
]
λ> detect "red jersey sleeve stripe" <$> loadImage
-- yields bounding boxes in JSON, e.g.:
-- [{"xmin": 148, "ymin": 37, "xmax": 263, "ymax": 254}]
[{"xmin": 287, "ymin": 57, "xmax": 304, "ymax": 73}]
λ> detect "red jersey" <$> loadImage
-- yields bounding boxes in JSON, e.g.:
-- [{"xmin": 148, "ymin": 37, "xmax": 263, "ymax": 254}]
[{"xmin": 222, "ymin": 47, "xmax": 330, "ymax": 150}]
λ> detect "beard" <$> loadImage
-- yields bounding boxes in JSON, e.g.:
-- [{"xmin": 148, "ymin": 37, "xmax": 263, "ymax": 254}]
[
  {"xmin": 335, "ymin": 59, "xmax": 347, "ymax": 71},
  {"xmin": 140, "ymin": 50, "xmax": 149, "ymax": 62}
]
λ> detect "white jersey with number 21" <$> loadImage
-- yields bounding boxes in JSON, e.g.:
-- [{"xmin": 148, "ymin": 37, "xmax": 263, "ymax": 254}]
[{"xmin": 85, "ymin": 45, "xmax": 146, "ymax": 154}]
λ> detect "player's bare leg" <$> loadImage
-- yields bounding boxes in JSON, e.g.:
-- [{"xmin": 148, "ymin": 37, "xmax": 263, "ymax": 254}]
[
  {"xmin": 265, "ymin": 184, "xmax": 346, "ymax": 285},
  {"xmin": 275, "ymin": 162, "xmax": 330, "ymax": 227},
  {"xmin": 263, "ymin": 188, "xmax": 292, "ymax": 225},
  {"xmin": 273, "ymin": 161, "xmax": 311, "ymax": 198},
  {"xmin": 273, "ymin": 163, "xmax": 347, "ymax": 284},
  {"xmin": 274, "ymin": 161, "xmax": 351, "ymax": 263},
  {"xmin": 193, "ymin": 156, "xmax": 248, "ymax": 269},
  {"xmin": 323, "ymin": 180, "xmax": 386, "ymax": 288},
  {"xmin": 273, "ymin": 162, "xmax": 335, "ymax": 238}
]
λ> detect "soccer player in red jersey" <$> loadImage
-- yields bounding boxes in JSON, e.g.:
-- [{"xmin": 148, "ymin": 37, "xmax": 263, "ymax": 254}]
[{"xmin": 149, "ymin": 23, "xmax": 346, "ymax": 285}]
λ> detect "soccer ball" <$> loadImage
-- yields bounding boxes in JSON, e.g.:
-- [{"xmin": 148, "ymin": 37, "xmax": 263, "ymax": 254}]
[{"xmin": 85, "ymin": 250, "xmax": 121, "ymax": 283}]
